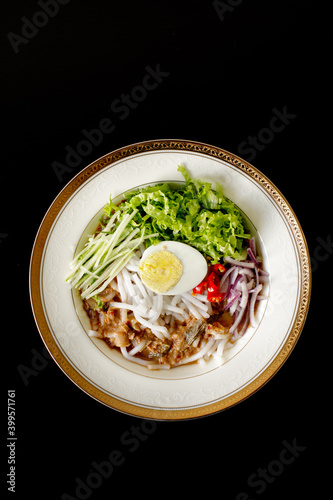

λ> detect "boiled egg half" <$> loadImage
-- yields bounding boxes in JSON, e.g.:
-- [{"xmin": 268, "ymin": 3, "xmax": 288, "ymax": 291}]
[{"xmin": 139, "ymin": 240, "xmax": 208, "ymax": 295}]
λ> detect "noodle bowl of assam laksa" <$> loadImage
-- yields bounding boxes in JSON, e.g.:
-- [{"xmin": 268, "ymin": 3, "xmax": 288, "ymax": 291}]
[{"xmin": 67, "ymin": 166, "xmax": 269, "ymax": 373}]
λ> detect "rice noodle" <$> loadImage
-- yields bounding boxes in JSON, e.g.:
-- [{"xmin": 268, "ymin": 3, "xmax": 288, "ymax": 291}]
[
  {"xmin": 120, "ymin": 346, "xmax": 150, "ymax": 366},
  {"xmin": 181, "ymin": 297, "xmax": 204, "ymax": 319},
  {"xmin": 86, "ymin": 239, "xmax": 269, "ymax": 369},
  {"xmin": 128, "ymin": 339, "xmax": 148, "ymax": 356},
  {"xmin": 133, "ymin": 313, "xmax": 169, "ymax": 339},
  {"xmin": 178, "ymin": 337, "xmax": 216, "ymax": 365},
  {"xmin": 116, "ymin": 272, "xmax": 127, "ymax": 303},
  {"xmin": 214, "ymin": 336, "xmax": 230, "ymax": 358},
  {"xmin": 121, "ymin": 267, "xmax": 136, "ymax": 297},
  {"xmin": 181, "ymin": 292, "xmax": 210, "ymax": 313},
  {"xmin": 88, "ymin": 329, "xmax": 103, "ymax": 338}
]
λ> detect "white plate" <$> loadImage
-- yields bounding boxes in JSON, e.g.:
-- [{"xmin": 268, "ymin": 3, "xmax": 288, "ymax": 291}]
[{"xmin": 29, "ymin": 139, "xmax": 311, "ymax": 420}]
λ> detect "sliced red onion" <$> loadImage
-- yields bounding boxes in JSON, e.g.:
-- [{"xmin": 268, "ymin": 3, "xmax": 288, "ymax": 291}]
[
  {"xmin": 255, "ymin": 266, "xmax": 259, "ymax": 287},
  {"xmin": 248, "ymin": 236, "xmax": 256, "ymax": 256},
  {"xmin": 220, "ymin": 274, "xmax": 230, "ymax": 294},
  {"xmin": 224, "ymin": 290, "xmax": 241, "ymax": 310},
  {"xmin": 239, "ymin": 267, "xmax": 255, "ymax": 279},
  {"xmin": 248, "ymin": 284, "xmax": 263, "ymax": 294},
  {"xmin": 249, "ymin": 283, "xmax": 263, "ymax": 327},
  {"xmin": 231, "ymin": 266, "xmax": 242, "ymax": 284},
  {"xmin": 233, "ymin": 308, "xmax": 250, "ymax": 339},
  {"xmin": 246, "ymin": 278, "xmax": 255, "ymax": 290},
  {"xmin": 247, "ymin": 247, "xmax": 260, "ymax": 266},
  {"xmin": 229, "ymin": 303, "xmax": 247, "ymax": 334},
  {"xmin": 230, "ymin": 298, "xmax": 239, "ymax": 316},
  {"xmin": 239, "ymin": 279, "xmax": 249, "ymax": 309},
  {"xmin": 219, "ymin": 265, "xmax": 235, "ymax": 291},
  {"xmin": 225, "ymin": 256, "xmax": 255, "ymax": 268},
  {"xmin": 256, "ymin": 294, "xmax": 269, "ymax": 300},
  {"xmin": 230, "ymin": 274, "xmax": 243, "ymax": 293}
]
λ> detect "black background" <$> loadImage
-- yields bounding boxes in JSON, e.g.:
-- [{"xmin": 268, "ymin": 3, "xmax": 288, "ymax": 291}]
[{"xmin": 1, "ymin": 1, "xmax": 330, "ymax": 499}]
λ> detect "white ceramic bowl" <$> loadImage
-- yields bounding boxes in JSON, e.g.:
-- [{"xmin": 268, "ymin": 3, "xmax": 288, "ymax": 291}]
[{"xmin": 29, "ymin": 139, "xmax": 311, "ymax": 420}]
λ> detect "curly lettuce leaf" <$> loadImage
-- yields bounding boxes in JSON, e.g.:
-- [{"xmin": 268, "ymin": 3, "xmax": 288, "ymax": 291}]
[{"xmin": 103, "ymin": 165, "xmax": 250, "ymax": 263}]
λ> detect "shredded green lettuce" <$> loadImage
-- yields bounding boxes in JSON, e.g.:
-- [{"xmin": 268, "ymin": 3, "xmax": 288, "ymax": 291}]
[{"xmin": 103, "ymin": 165, "xmax": 250, "ymax": 264}]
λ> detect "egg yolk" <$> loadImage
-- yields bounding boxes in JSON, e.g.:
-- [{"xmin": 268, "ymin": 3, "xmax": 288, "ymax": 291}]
[{"xmin": 139, "ymin": 250, "xmax": 183, "ymax": 293}]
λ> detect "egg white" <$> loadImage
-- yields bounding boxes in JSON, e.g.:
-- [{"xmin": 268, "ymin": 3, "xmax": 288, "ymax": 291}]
[{"xmin": 139, "ymin": 240, "xmax": 208, "ymax": 295}]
